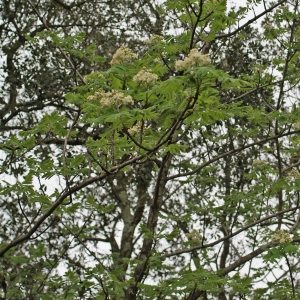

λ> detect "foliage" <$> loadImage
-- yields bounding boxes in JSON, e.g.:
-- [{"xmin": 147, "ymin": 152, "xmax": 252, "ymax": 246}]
[{"xmin": 1, "ymin": 0, "xmax": 300, "ymax": 299}]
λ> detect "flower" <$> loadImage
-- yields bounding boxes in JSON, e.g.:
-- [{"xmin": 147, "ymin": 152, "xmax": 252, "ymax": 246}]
[
  {"xmin": 87, "ymin": 88, "xmax": 133, "ymax": 107},
  {"xmin": 174, "ymin": 60, "xmax": 186, "ymax": 71},
  {"xmin": 128, "ymin": 122, "xmax": 142, "ymax": 135},
  {"xmin": 293, "ymin": 122, "xmax": 300, "ymax": 130},
  {"xmin": 186, "ymin": 229, "xmax": 201, "ymax": 243},
  {"xmin": 144, "ymin": 34, "xmax": 164, "ymax": 45},
  {"xmin": 110, "ymin": 46, "xmax": 137, "ymax": 65},
  {"xmin": 175, "ymin": 49, "xmax": 211, "ymax": 71},
  {"xmin": 252, "ymin": 159, "xmax": 266, "ymax": 167},
  {"xmin": 286, "ymin": 169, "xmax": 300, "ymax": 181},
  {"xmin": 271, "ymin": 230, "xmax": 293, "ymax": 244},
  {"xmin": 133, "ymin": 67, "xmax": 158, "ymax": 87},
  {"xmin": 83, "ymin": 73, "xmax": 104, "ymax": 84}
]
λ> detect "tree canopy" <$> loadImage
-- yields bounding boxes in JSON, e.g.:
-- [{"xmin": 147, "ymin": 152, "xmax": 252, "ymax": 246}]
[{"xmin": 1, "ymin": 0, "xmax": 300, "ymax": 299}]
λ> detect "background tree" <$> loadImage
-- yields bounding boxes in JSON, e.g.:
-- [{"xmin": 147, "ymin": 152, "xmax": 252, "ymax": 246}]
[{"xmin": 1, "ymin": 0, "xmax": 300, "ymax": 299}]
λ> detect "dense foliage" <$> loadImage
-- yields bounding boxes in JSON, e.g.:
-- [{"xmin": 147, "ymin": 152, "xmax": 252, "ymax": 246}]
[{"xmin": 1, "ymin": 0, "xmax": 300, "ymax": 299}]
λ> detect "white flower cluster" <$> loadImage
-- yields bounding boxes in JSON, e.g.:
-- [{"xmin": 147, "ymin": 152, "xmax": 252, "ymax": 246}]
[
  {"xmin": 83, "ymin": 73, "xmax": 104, "ymax": 84},
  {"xmin": 133, "ymin": 67, "xmax": 158, "ymax": 87},
  {"xmin": 128, "ymin": 122, "xmax": 142, "ymax": 135},
  {"xmin": 144, "ymin": 34, "xmax": 164, "ymax": 45},
  {"xmin": 252, "ymin": 159, "xmax": 266, "ymax": 167},
  {"xmin": 110, "ymin": 46, "xmax": 137, "ymax": 65},
  {"xmin": 286, "ymin": 169, "xmax": 300, "ymax": 181},
  {"xmin": 293, "ymin": 122, "xmax": 300, "ymax": 130},
  {"xmin": 175, "ymin": 49, "xmax": 211, "ymax": 71},
  {"xmin": 271, "ymin": 230, "xmax": 293, "ymax": 244},
  {"xmin": 87, "ymin": 89, "xmax": 133, "ymax": 107},
  {"xmin": 186, "ymin": 229, "xmax": 201, "ymax": 243}
]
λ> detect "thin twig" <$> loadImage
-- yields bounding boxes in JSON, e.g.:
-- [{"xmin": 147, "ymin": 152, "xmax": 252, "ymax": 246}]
[
  {"xmin": 62, "ymin": 111, "xmax": 81, "ymax": 205},
  {"xmin": 26, "ymin": 0, "xmax": 86, "ymax": 84},
  {"xmin": 285, "ymin": 254, "xmax": 295, "ymax": 298},
  {"xmin": 161, "ymin": 206, "xmax": 299, "ymax": 258}
]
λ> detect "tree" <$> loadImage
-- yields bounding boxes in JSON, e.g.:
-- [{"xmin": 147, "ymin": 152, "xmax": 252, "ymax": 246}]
[{"xmin": 0, "ymin": 0, "xmax": 300, "ymax": 299}]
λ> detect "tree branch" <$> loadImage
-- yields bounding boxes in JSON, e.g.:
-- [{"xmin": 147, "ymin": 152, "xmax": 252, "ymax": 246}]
[{"xmin": 161, "ymin": 206, "xmax": 299, "ymax": 259}]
